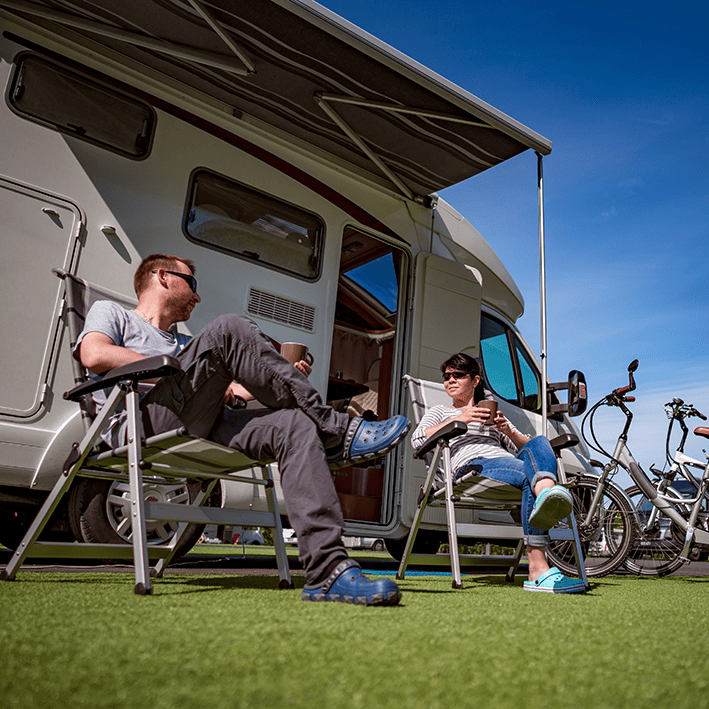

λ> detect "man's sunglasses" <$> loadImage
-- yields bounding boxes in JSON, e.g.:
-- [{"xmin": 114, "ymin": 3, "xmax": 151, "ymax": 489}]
[
  {"xmin": 153, "ymin": 269, "xmax": 198, "ymax": 293},
  {"xmin": 442, "ymin": 370, "xmax": 470, "ymax": 382}
]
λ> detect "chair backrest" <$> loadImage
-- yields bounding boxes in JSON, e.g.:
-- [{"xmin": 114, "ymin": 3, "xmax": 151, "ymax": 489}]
[
  {"xmin": 404, "ymin": 375, "xmax": 449, "ymax": 424},
  {"xmin": 55, "ymin": 268, "xmax": 137, "ymax": 429}
]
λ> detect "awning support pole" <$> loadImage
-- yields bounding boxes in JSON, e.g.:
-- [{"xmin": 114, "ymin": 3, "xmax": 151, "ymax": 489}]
[{"xmin": 537, "ymin": 152, "xmax": 548, "ymax": 436}]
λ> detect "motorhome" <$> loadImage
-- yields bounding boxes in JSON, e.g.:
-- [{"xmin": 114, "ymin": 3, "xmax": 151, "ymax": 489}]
[{"xmin": 0, "ymin": 0, "xmax": 593, "ymax": 557}]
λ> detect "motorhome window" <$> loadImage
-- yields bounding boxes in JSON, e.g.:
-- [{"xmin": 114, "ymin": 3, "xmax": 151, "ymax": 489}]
[
  {"xmin": 7, "ymin": 54, "xmax": 155, "ymax": 159},
  {"xmin": 480, "ymin": 315, "xmax": 517, "ymax": 401},
  {"xmin": 184, "ymin": 171, "xmax": 323, "ymax": 280},
  {"xmin": 480, "ymin": 314, "xmax": 543, "ymax": 412}
]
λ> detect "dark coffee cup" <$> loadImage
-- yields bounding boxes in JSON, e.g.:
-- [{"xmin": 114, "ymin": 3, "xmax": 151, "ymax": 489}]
[{"xmin": 477, "ymin": 399, "xmax": 498, "ymax": 425}]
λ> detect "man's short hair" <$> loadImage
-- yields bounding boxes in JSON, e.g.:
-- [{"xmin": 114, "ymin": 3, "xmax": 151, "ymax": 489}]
[{"xmin": 134, "ymin": 254, "xmax": 195, "ymax": 296}]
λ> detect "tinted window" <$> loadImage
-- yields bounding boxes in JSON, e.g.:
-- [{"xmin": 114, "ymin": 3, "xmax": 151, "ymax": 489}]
[
  {"xmin": 516, "ymin": 341, "xmax": 541, "ymax": 411},
  {"xmin": 480, "ymin": 315, "xmax": 517, "ymax": 401},
  {"xmin": 184, "ymin": 170, "xmax": 324, "ymax": 280},
  {"xmin": 480, "ymin": 313, "xmax": 541, "ymax": 412},
  {"xmin": 8, "ymin": 53, "xmax": 155, "ymax": 159}
]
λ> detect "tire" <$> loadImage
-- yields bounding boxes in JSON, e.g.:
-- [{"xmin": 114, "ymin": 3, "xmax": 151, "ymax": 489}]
[
  {"xmin": 384, "ymin": 530, "xmax": 442, "ymax": 560},
  {"xmin": 68, "ymin": 478, "xmax": 213, "ymax": 561},
  {"xmin": 546, "ymin": 475, "xmax": 634, "ymax": 578},
  {"xmin": 0, "ymin": 506, "xmax": 77, "ymax": 550},
  {"xmin": 371, "ymin": 539, "xmax": 385, "ymax": 552},
  {"xmin": 622, "ymin": 485, "xmax": 686, "ymax": 577}
]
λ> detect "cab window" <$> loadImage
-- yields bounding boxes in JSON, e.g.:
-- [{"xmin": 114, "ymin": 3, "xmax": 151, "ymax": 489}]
[{"xmin": 480, "ymin": 314, "xmax": 541, "ymax": 412}]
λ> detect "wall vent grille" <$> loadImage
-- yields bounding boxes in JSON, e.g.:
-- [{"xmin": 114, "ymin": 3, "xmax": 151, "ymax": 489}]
[{"xmin": 247, "ymin": 288, "xmax": 316, "ymax": 332}]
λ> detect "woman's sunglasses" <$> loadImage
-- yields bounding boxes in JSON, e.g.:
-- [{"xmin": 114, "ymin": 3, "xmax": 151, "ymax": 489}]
[{"xmin": 442, "ymin": 370, "xmax": 470, "ymax": 382}]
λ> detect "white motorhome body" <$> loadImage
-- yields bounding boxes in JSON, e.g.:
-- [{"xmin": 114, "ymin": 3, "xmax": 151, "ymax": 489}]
[{"xmin": 0, "ymin": 0, "xmax": 592, "ymax": 551}]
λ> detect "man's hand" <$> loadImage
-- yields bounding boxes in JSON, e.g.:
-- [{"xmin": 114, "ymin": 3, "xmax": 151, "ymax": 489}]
[
  {"xmin": 294, "ymin": 360, "xmax": 312, "ymax": 377},
  {"xmin": 222, "ymin": 381, "xmax": 254, "ymax": 407}
]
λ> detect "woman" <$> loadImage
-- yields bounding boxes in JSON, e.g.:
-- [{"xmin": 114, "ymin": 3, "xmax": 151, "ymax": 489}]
[{"xmin": 411, "ymin": 353, "xmax": 585, "ymax": 593}]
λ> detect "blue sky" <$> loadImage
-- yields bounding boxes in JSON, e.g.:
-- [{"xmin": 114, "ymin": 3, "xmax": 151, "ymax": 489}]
[{"xmin": 325, "ymin": 0, "xmax": 709, "ymax": 482}]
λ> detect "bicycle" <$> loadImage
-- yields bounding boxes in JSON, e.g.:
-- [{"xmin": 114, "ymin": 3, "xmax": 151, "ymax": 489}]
[
  {"xmin": 579, "ymin": 359, "xmax": 709, "ymax": 576},
  {"xmin": 623, "ymin": 396, "xmax": 709, "ymax": 574},
  {"xmin": 546, "ymin": 396, "xmax": 636, "ymax": 579}
]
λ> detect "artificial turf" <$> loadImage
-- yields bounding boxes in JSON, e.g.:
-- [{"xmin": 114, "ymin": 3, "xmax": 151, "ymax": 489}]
[{"xmin": 1, "ymin": 565, "xmax": 708, "ymax": 709}]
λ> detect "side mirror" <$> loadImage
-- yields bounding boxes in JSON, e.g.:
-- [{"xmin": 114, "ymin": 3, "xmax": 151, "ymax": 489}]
[
  {"xmin": 567, "ymin": 370, "xmax": 587, "ymax": 417},
  {"xmin": 547, "ymin": 370, "xmax": 588, "ymax": 418}
]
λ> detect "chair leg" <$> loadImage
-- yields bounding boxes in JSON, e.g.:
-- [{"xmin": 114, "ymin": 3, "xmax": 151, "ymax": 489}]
[
  {"xmin": 442, "ymin": 446, "xmax": 463, "ymax": 589},
  {"xmin": 0, "ymin": 459, "xmax": 80, "ymax": 581},
  {"xmin": 396, "ymin": 445, "xmax": 442, "ymax": 580},
  {"xmin": 556, "ymin": 454, "xmax": 590, "ymax": 590},
  {"xmin": 125, "ymin": 390, "xmax": 153, "ymax": 595},
  {"xmin": 263, "ymin": 465, "xmax": 293, "ymax": 589},
  {"xmin": 505, "ymin": 540, "xmax": 525, "ymax": 582},
  {"xmin": 567, "ymin": 512, "xmax": 590, "ymax": 590},
  {"xmin": 1, "ymin": 393, "xmax": 117, "ymax": 582}
]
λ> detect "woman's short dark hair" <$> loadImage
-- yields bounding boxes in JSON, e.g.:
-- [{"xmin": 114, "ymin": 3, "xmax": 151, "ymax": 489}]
[{"xmin": 441, "ymin": 352, "xmax": 486, "ymax": 403}]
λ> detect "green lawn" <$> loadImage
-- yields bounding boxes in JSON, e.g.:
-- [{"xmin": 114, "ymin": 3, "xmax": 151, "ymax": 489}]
[{"xmin": 1, "ymin": 562, "xmax": 708, "ymax": 709}]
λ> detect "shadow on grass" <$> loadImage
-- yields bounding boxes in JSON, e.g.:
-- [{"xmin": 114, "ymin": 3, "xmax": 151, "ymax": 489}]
[{"xmin": 178, "ymin": 574, "xmax": 306, "ymax": 591}]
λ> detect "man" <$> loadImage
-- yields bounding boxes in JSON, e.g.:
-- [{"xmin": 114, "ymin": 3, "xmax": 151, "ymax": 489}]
[{"xmin": 76, "ymin": 254, "xmax": 410, "ymax": 605}]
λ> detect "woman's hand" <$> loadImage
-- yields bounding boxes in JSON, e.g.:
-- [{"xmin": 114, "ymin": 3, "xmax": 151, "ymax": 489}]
[
  {"xmin": 493, "ymin": 411, "xmax": 531, "ymax": 448},
  {"xmin": 493, "ymin": 410, "xmax": 513, "ymax": 436},
  {"xmin": 455, "ymin": 398, "xmax": 492, "ymax": 425}
]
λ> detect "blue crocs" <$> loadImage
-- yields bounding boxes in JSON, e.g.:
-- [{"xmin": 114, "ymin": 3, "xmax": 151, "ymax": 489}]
[
  {"xmin": 327, "ymin": 415, "xmax": 410, "ymax": 469},
  {"xmin": 528, "ymin": 484, "xmax": 573, "ymax": 530},
  {"xmin": 523, "ymin": 567, "xmax": 586, "ymax": 594},
  {"xmin": 301, "ymin": 559, "xmax": 402, "ymax": 605}
]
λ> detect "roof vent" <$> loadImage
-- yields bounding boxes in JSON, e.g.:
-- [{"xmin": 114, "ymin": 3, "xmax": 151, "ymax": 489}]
[{"xmin": 247, "ymin": 288, "xmax": 316, "ymax": 332}]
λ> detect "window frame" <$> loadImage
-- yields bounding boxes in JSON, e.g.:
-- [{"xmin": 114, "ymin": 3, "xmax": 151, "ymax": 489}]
[
  {"xmin": 182, "ymin": 168, "xmax": 326, "ymax": 282},
  {"xmin": 6, "ymin": 52, "xmax": 156, "ymax": 160}
]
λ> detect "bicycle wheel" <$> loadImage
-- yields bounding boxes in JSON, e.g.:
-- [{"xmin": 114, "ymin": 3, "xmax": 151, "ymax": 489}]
[
  {"xmin": 546, "ymin": 474, "xmax": 634, "ymax": 577},
  {"xmin": 622, "ymin": 485, "xmax": 686, "ymax": 576}
]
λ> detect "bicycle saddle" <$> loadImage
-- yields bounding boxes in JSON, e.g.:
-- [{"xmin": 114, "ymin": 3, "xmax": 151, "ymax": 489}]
[{"xmin": 694, "ymin": 427, "xmax": 709, "ymax": 439}]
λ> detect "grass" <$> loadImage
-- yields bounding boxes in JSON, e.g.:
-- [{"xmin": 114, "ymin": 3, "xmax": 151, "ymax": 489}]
[{"xmin": 2, "ymin": 558, "xmax": 709, "ymax": 709}]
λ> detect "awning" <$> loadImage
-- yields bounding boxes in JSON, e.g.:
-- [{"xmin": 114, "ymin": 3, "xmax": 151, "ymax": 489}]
[{"xmin": 1, "ymin": 0, "xmax": 552, "ymax": 200}]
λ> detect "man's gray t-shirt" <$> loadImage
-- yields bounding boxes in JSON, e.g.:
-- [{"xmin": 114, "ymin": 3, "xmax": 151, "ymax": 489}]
[{"xmin": 74, "ymin": 300, "xmax": 191, "ymax": 447}]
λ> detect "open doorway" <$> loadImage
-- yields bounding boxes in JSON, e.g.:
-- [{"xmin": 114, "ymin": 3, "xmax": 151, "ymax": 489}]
[{"xmin": 327, "ymin": 227, "xmax": 406, "ymax": 523}]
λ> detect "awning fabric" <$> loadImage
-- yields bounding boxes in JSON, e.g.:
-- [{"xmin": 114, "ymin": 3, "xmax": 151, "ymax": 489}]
[{"xmin": 1, "ymin": 0, "xmax": 552, "ymax": 198}]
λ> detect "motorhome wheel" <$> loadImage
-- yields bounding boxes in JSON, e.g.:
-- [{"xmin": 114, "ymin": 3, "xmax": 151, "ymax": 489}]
[{"xmin": 67, "ymin": 478, "xmax": 211, "ymax": 560}]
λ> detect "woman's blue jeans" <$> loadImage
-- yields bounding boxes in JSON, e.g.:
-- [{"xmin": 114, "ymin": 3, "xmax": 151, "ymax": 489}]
[{"xmin": 457, "ymin": 436, "xmax": 558, "ymax": 547}]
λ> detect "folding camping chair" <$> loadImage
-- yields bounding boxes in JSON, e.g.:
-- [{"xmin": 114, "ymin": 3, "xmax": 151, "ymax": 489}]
[
  {"xmin": 396, "ymin": 374, "xmax": 589, "ymax": 590},
  {"xmin": 0, "ymin": 268, "xmax": 293, "ymax": 594}
]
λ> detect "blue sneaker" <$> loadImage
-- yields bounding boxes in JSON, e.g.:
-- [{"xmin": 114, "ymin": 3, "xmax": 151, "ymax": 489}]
[
  {"xmin": 523, "ymin": 567, "xmax": 586, "ymax": 594},
  {"xmin": 301, "ymin": 559, "xmax": 402, "ymax": 605},
  {"xmin": 327, "ymin": 416, "xmax": 410, "ymax": 470},
  {"xmin": 528, "ymin": 484, "xmax": 573, "ymax": 530}
]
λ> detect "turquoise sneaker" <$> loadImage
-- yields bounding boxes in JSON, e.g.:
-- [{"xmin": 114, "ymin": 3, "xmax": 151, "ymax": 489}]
[
  {"xmin": 524, "ymin": 567, "xmax": 586, "ymax": 594},
  {"xmin": 528, "ymin": 484, "xmax": 573, "ymax": 530}
]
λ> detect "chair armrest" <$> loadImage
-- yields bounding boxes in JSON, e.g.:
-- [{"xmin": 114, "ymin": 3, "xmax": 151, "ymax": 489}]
[
  {"xmin": 64, "ymin": 355, "xmax": 182, "ymax": 401},
  {"xmin": 548, "ymin": 433, "xmax": 579, "ymax": 453},
  {"xmin": 414, "ymin": 420, "xmax": 467, "ymax": 459}
]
